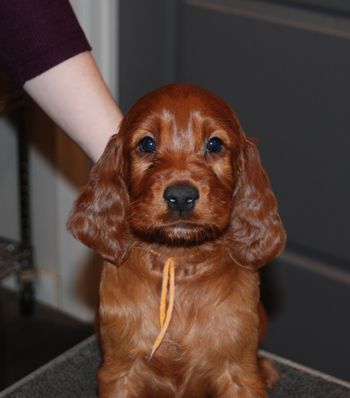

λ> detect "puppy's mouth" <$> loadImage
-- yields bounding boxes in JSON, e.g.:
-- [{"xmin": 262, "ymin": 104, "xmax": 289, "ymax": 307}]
[{"xmin": 132, "ymin": 221, "xmax": 223, "ymax": 246}]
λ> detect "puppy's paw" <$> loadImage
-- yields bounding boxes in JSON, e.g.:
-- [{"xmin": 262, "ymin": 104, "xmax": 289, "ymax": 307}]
[{"xmin": 259, "ymin": 356, "xmax": 279, "ymax": 389}]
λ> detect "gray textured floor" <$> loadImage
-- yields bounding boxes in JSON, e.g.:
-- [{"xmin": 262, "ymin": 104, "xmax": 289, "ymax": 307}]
[
  {"xmin": 1, "ymin": 335, "xmax": 350, "ymax": 398},
  {"xmin": 0, "ymin": 287, "xmax": 93, "ymax": 390}
]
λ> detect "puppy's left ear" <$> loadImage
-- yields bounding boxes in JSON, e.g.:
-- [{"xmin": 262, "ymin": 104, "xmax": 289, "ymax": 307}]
[
  {"xmin": 227, "ymin": 137, "xmax": 286, "ymax": 270},
  {"xmin": 67, "ymin": 134, "xmax": 131, "ymax": 266}
]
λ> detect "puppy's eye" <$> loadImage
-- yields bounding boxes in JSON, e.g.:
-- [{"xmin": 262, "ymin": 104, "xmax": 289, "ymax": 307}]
[
  {"xmin": 139, "ymin": 136, "xmax": 157, "ymax": 153},
  {"xmin": 206, "ymin": 137, "xmax": 224, "ymax": 153}
]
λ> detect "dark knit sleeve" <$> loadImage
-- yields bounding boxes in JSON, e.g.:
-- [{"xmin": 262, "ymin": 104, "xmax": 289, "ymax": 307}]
[{"xmin": 0, "ymin": 0, "xmax": 91, "ymax": 87}]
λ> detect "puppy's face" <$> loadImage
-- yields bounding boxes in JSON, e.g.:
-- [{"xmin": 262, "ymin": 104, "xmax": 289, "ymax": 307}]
[
  {"xmin": 69, "ymin": 84, "xmax": 285, "ymax": 268},
  {"xmin": 121, "ymin": 85, "xmax": 245, "ymax": 246}
]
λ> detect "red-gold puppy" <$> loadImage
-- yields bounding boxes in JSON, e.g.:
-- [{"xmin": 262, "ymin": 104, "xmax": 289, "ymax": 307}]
[{"xmin": 69, "ymin": 84, "xmax": 286, "ymax": 397}]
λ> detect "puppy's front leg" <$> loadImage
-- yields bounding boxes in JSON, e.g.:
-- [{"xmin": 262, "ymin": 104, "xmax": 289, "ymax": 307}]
[
  {"xmin": 98, "ymin": 360, "xmax": 176, "ymax": 398},
  {"xmin": 98, "ymin": 360, "xmax": 149, "ymax": 398},
  {"xmin": 98, "ymin": 364, "xmax": 136, "ymax": 398},
  {"xmin": 211, "ymin": 371, "xmax": 268, "ymax": 398}
]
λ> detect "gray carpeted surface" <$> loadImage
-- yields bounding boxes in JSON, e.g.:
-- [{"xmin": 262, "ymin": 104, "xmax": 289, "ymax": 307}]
[
  {"xmin": 0, "ymin": 287, "xmax": 93, "ymax": 389},
  {"xmin": 1, "ymin": 335, "xmax": 350, "ymax": 397}
]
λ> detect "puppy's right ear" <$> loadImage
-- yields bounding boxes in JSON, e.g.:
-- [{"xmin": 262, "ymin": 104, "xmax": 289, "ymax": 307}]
[{"xmin": 68, "ymin": 134, "xmax": 130, "ymax": 265}]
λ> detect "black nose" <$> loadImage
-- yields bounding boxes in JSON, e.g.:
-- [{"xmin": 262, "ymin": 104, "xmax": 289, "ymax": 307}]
[{"xmin": 163, "ymin": 184, "xmax": 200, "ymax": 212}]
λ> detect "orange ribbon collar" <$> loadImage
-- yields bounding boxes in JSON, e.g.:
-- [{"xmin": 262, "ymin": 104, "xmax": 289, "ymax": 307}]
[{"xmin": 150, "ymin": 257, "xmax": 176, "ymax": 358}]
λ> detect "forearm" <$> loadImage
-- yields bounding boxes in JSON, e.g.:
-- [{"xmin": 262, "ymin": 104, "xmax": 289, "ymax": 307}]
[{"xmin": 24, "ymin": 52, "xmax": 123, "ymax": 162}]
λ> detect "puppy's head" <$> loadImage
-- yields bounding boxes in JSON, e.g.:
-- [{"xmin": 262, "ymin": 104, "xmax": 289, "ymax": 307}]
[{"xmin": 68, "ymin": 84, "xmax": 286, "ymax": 269}]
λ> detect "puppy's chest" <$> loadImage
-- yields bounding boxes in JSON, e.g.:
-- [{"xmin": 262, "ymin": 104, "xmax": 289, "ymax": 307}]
[
  {"xmin": 101, "ymin": 263, "xmax": 258, "ymax": 358},
  {"xmin": 149, "ymin": 277, "xmax": 257, "ymax": 356}
]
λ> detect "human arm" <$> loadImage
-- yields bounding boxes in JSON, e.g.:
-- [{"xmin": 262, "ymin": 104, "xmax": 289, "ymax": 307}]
[
  {"xmin": 0, "ymin": 0, "xmax": 122, "ymax": 161},
  {"xmin": 24, "ymin": 52, "xmax": 123, "ymax": 162}
]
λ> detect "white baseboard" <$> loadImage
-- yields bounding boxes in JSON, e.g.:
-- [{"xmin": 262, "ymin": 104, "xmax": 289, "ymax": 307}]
[{"xmin": 279, "ymin": 250, "xmax": 350, "ymax": 286}]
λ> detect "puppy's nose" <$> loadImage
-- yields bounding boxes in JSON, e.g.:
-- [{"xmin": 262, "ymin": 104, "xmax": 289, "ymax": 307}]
[{"xmin": 163, "ymin": 184, "xmax": 199, "ymax": 212}]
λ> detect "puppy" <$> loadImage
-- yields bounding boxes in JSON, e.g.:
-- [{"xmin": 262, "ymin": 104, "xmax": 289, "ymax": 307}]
[{"xmin": 68, "ymin": 84, "xmax": 286, "ymax": 397}]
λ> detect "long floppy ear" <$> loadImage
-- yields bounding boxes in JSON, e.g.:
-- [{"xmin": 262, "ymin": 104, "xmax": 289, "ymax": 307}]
[
  {"xmin": 227, "ymin": 137, "xmax": 286, "ymax": 270},
  {"xmin": 67, "ymin": 134, "xmax": 130, "ymax": 265}
]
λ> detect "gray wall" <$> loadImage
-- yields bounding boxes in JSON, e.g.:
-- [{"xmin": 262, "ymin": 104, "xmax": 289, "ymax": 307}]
[
  {"xmin": 119, "ymin": 0, "xmax": 350, "ymax": 381},
  {"xmin": 119, "ymin": 0, "xmax": 178, "ymax": 111},
  {"xmin": 178, "ymin": 1, "xmax": 350, "ymax": 265}
]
